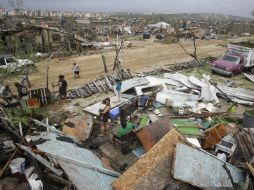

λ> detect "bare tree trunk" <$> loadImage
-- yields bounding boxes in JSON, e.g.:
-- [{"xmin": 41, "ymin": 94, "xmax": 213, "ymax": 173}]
[
  {"xmin": 113, "ymin": 41, "xmax": 124, "ymax": 71},
  {"xmin": 177, "ymin": 34, "xmax": 202, "ymax": 65},
  {"xmin": 100, "ymin": 52, "xmax": 108, "ymax": 74}
]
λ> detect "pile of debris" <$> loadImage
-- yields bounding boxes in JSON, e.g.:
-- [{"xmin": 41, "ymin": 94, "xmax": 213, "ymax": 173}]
[
  {"xmin": 82, "ymin": 70, "xmax": 254, "ymax": 189},
  {"xmin": 0, "ymin": 61, "xmax": 254, "ymax": 190},
  {"xmin": 0, "ymin": 114, "xmax": 119, "ymax": 190}
]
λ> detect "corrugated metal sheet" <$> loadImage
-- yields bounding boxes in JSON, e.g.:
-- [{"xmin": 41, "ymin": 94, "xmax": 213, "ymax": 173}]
[
  {"xmin": 134, "ymin": 76, "xmax": 167, "ymax": 96},
  {"xmin": 164, "ymin": 72, "xmax": 197, "ymax": 89},
  {"xmin": 114, "ymin": 77, "xmax": 149, "ymax": 94},
  {"xmin": 172, "ymin": 143, "xmax": 244, "ymax": 188},
  {"xmin": 29, "ymin": 132, "xmax": 117, "ymax": 190},
  {"xmin": 156, "ymin": 90, "xmax": 198, "ymax": 107},
  {"xmin": 244, "ymin": 73, "xmax": 254, "ymax": 83}
]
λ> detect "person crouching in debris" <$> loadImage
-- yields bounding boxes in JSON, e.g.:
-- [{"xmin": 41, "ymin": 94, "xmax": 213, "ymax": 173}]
[
  {"xmin": 72, "ymin": 63, "xmax": 80, "ymax": 79},
  {"xmin": 58, "ymin": 75, "xmax": 68, "ymax": 100},
  {"xmin": 0, "ymin": 84, "xmax": 13, "ymax": 103},
  {"xmin": 100, "ymin": 98, "xmax": 111, "ymax": 135},
  {"xmin": 115, "ymin": 79, "xmax": 122, "ymax": 102},
  {"xmin": 15, "ymin": 82, "xmax": 27, "ymax": 99}
]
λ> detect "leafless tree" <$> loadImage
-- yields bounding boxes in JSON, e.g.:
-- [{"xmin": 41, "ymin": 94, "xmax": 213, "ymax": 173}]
[
  {"xmin": 8, "ymin": 0, "xmax": 23, "ymax": 14},
  {"xmin": 252, "ymin": 10, "xmax": 254, "ymax": 18},
  {"xmin": 177, "ymin": 33, "xmax": 201, "ymax": 64}
]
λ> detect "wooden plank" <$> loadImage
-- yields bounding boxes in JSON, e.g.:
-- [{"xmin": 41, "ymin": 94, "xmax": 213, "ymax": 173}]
[
  {"xmin": 93, "ymin": 81, "xmax": 102, "ymax": 92},
  {"xmin": 247, "ymin": 157, "xmax": 254, "ymax": 177},
  {"xmin": 235, "ymin": 133, "xmax": 250, "ymax": 161},
  {"xmin": 112, "ymin": 129, "xmax": 196, "ymax": 190},
  {"xmin": 80, "ymin": 87, "xmax": 91, "ymax": 97},
  {"xmin": 84, "ymin": 85, "xmax": 93, "ymax": 95},
  {"xmin": 76, "ymin": 88, "xmax": 85, "ymax": 98},
  {"xmin": 104, "ymin": 77, "xmax": 113, "ymax": 90},
  {"xmin": 32, "ymin": 119, "xmax": 63, "ymax": 134},
  {"xmin": 20, "ymin": 145, "xmax": 63, "ymax": 176},
  {"xmin": 97, "ymin": 80, "xmax": 106, "ymax": 91},
  {"xmin": 46, "ymin": 152, "xmax": 120, "ymax": 177},
  {"xmin": 74, "ymin": 89, "xmax": 81, "ymax": 97},
  {"xmin": 172, "ymin": 143, "xmax": 244, "ymax": 188},
  {"xmin": 90, "ymin": 83, "xmax": 99, "ymax": 93}
]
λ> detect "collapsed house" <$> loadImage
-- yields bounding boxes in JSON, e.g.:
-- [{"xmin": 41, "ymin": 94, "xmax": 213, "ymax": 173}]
[{"xmin": 0, "ymin": 25, "xmax": 86, "ymax": 54}]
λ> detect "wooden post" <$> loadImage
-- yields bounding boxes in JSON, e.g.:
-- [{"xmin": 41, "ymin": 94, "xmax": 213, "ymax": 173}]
[
  {"xmin": 46, "ymin": 118, "xmax": 49, "ymax": 132},
  {"xmin": 101, "ymin": 52, "xmax": 108, "ymax": 74},
  {"xmin": 19, "ymin": 122, "xmax": 23, "ymax": 137},
  {"xmin": 46, "ymin": 65, "xmax": 49, "ymax": 90}
]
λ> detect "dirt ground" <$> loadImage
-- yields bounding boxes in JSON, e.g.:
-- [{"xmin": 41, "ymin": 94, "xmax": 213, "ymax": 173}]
[{"xmin": 8, "ymin": 39, "xmax": 227, "ymax": 91}]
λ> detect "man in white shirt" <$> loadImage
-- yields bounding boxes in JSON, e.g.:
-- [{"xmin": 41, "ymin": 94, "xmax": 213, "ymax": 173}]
[{"xmin": 72, "ymin": 63, "xmax": 80, "ymax": 79}]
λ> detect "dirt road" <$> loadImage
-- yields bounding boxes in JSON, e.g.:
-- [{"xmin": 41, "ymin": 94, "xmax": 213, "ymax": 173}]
[{"xmin": 12, "ymin": 39, "xmax": 226, "ymax": 90}]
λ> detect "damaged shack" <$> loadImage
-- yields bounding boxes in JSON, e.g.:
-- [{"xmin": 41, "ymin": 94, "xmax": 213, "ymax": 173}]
[{"xmin": 0, "ymin": 25, "xmax": 86, "ymax": 54}]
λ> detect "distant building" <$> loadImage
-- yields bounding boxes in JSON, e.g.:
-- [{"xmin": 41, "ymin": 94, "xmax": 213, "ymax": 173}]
[
  {"xmin": 198, "ymin": 22, "xmax": 208, "ymax": 29},
  {"xmin": 0, "ymin": 25, "xmax": 86, "ymax": 54},
  {"xmin": 36, "ymin": 10, "xmax": 42, "ymax": 17},
  {"xmin": 229, "ymin": 23, "xmax": 254, "ymax": 34}
]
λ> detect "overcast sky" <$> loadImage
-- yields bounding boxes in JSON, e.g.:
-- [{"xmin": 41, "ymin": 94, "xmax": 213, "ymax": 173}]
[{"xmin": 1, "ymin": 0, "xmax": 254, "ymax": 17}]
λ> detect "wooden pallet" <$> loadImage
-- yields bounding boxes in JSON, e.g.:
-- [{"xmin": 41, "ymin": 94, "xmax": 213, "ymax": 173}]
[{"xmin": 67, "ymin": 71, "xmax": 132, "ymax": 99}]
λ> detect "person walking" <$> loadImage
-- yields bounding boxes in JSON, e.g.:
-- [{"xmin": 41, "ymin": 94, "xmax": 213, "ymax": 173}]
[
  {"xmin": 115, "ymin": 79, "xmax": 122, "ymax": 102},
  {"xmin": 21, "ymin": 67, "xmax": 31, "ymax": 88},
  {"xmin": 72, "ymin": 63, "xmax": 80, "ymax": 79},
  {"xmin": 58, "ymin": 75, "xmax": 68, "ymax": 100}
]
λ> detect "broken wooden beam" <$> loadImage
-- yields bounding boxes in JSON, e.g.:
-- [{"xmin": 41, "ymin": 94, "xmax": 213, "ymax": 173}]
[
  {"xmin": 19, "ymin": 145, "xmax": 63, "ymax": 176},
  {"xmin": 32, "ymin": 119, "xmax": 63, "ymax": 134},
  {"xmin": 45, "ymin": 151, "xmax": 120, "ymax": 177}
]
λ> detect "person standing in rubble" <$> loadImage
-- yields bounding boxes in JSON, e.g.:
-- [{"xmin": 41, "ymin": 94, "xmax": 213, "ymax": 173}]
[
  {"xmin": 21, "ymin": 67, "xmax": 32, "ymax": 88},
  {"xmin": 100, "ymin": 98, "xmax": 111, "ymax": 135},
  {"xmin": 115, "ymin": 79, "xmax": 122, "ymax": 102},
  {"xmin": 58, "ymin": 75, "xmax": 68, "ymax": 100},
  {"xmin": 72, "ymin": 63, "xmax": 80, "ymax": 79},
  {"xmin": 0, "ymin": 84, "xmax": 13, "ymax": 103}
]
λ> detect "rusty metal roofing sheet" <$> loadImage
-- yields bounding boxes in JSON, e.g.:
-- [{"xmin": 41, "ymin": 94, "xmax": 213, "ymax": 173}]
[{"xmin": 135, "ymin": 119, "xmax": 174, "ymax": 151}]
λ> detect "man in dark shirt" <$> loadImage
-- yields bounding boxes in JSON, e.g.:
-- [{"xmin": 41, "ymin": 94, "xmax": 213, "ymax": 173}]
[
  {"xmin": 58, "ymin": 75, "xmax": 68, "ymax": 100},
  {"xmin": 21, "ymin": 67, "xmax": 31, "ymax": 88},
  {"xmin": 14, "ymin": 82, "xmax": 27, "ymax": 98}
]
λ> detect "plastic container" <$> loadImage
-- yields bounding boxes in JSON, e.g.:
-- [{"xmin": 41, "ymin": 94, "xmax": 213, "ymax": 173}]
[
  {"xmin": 10, "ymin": 158, "xmax": 25, "ymax": 174},
  {"xmin": 243, "ymin": 112, "xmax": 254, "ymax": 128},
  {"xmin": 109, "ymin": 107, "xmax": 120, "ymax": 120}
]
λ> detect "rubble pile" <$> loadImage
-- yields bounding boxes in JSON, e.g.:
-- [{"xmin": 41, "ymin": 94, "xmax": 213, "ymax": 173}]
[{"xmin": 0, "ymin": 61, "xmax": 254, "ymax": 190}]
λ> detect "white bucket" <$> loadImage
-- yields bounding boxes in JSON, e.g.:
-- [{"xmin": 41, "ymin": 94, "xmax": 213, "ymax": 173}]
[{"xmin": 10, "ymin": 158, "xmax": 25, "ymax": 174}]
